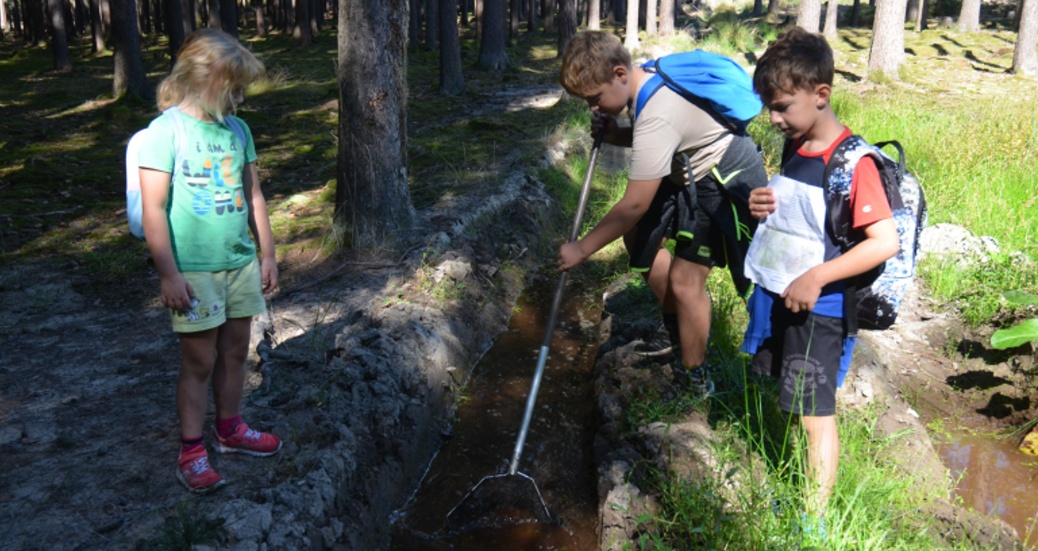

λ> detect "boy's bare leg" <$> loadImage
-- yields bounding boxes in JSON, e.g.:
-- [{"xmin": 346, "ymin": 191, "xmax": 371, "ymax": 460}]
[
  {"xmin": 212, "ymin": 317, "xmax": 253, "ymax": 421},
  {"xmin": 801, "ymin": 414, "xmax": 839, "ymax": 514},
  {"xmin": 644, "ymin": 247, "xmax": 675, "ymax": 309},
  {"xmin": 177, "ymin": 328, "xmax": 219, "ymax": 439},
  {"xmin": 668, "ymin": 256, "xmax": 711, "ymax": 367}
]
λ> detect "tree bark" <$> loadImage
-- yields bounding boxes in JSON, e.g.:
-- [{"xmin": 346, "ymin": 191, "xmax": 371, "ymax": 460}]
[
  {"xmin": 588, "ymin": 0, "xmax": 600, "ymax": 28},
  {"xmin": 26, "ymin": 0, "xmax": 46, "ymax": 44},
  {"xmin": 868, "ymin": 0, "xmax": 909, "ymax": 79},
  {"xmin": 913, "ymin": 0, "xmax": 927, "ymax": 30},
  {"xmin": 658, "ymin": 0, "xmax": 672, "ymax": 33},
  {"xmin": 440, "ymin": 0, "xmax": 463, "ymax": 93},
  {"xmin": 542, "ymin": 0, "xmax": 552, "ymax": 32},
  {"xmin": 408, "ymin": 0, "xmax": 419, "ymax": 46},
  {"xmin": 166, "ymin": 0, "xmax": 192, "ymax": 64},
  {"xmin": 1013, "ymin": 0, "xmax": 1038, "ymax": 75},
  {"xmin": 111, "ymin": 0, "xmax": 149, "ymax": 98},
  {"xmin": 478, "ymin": 0, "xmax": 507, "ymax": 68},
  {"xmin": 957, "ymin": 0, "xmax": 980, "ymax": 31},
  {"xmin": 822, "ymin": 0, "xmax": 838, "ymax": 38},
  {"xmin": 294, "ymin": 0, "xmax": 313, "ymax": 43},
  {"xmin": 48, "ymin": 0, "xmax": 73, "ymax": 71},
  {"xmin": 558, "ymin": 0, "xmax": 574, "ymax": 55},
  {"xmin": 527, "ymin": 0, "xmax": 536, "ymax": 31},
  {"xmin": 797, "ymin": 0, "xmax": 821, "ymax": 31},
  {"xmin": 90, "ymin": 0, "xmax": 105, "ymax": 50},
  {"xmin": 218, "ymin": 0, "xmax": 237, "ymax": 35},
  {"xmin": 336, "ymin": 0, "xmax": 416, "ymax": 249},
  {"xmin": 425, "ymin": 0, "xmax": 438, "ymax": 48},
  {"xmin": 644, "ymin": 0, "xmax": 655, "ymax": 35},
  {"xmin": 624, "ymin": 0, "xmax": 637, "ymax": 49},
  {"xmin": 768, "ymin": 0, "xmax": 781, "ymax": 16},
  {"xmin": 509, "ymin": 0, "xmax": 519, "ymax": 38}
]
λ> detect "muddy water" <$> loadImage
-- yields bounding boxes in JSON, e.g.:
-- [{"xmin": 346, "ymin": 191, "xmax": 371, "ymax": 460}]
[
  {"xmin": 389, "ymin": 281, "xmax": 602, "ymax": 551},
  {"xmin": 936, "ymin": 434, "xmax": 1038, "ymax": 546}
]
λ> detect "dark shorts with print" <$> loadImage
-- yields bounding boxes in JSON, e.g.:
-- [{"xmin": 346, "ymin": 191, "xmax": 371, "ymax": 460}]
[
  {"xmin": 750, "ymin": 307, "xmax": 843, "ymax": 417},
  {"xmin": 627, "ymin": 134, "xmax": 767, "ymax": 272}
]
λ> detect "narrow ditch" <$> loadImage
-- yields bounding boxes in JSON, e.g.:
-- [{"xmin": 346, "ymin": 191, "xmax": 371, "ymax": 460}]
[{"xmin": 389, "ymin": 278, "xmax": 604, "ymax": 550}]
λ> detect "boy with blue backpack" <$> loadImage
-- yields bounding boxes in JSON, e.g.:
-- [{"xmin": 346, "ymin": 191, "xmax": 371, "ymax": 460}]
[
  {"xmin": 745, "ymin": 26, "xmax": 902, "ymax": 537},
  {"xmin": 557, "ymin": 31, "xmax": 768, "ymax": 397}
]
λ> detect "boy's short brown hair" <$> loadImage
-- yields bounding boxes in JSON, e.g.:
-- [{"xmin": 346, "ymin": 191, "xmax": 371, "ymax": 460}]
[
  {"xmin": 559, "ymin": 31, "xmax": 631, "ymax": 97},
  {"xmin": 752, "ymin": 26, "xmax": 834, "ymax": 104}
]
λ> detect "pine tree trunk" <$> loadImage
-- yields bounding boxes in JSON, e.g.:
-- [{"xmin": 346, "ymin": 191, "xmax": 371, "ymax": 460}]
[
  {"xmin": 91, "ymin": 0, "xmax": 105, "ymax": 50},
  {"xmin": 48, "ymin": 0, "xmax": 73, "ymax": 70},
  {"xmin": 542, "ymin": 0, "xmax": 552, "ymax": 32},
  {"xmin": 509, "ymin": 0, "xmax": 519, "ymax": 38},
  {"xmin": 440, "ymin": 0, "xmax": 464, "ymax": 93},
  {"xmin": 111, "ymin": 0, "xmax": 149, "ymax": 98},
  {"xmin": 767, "ymin": 0, "xmax": 781, "ymax": 16},
  {"xmin": 425, "ymin": 0, "xmax": 438, "ymax": 48},
  {"xmin": 293, "ymin": 0, "xmax": 312, "ymax": 43},
  {"xmin": 797, "ymin": 0, "xmax": 821, "ymax": 31},
  {"xmin": 27, "ymin": 0, "xmax": 46, "ymax": 44},
  {"xmin": 957, "ymin": 0, "xmax": 980, "ymax": 31},
  {"xmin": 624, "ymin": 0, "xmax": 637, "ymax": 49},
  {"xmin": 527, "ymin": 0, "xmax": 536, "ymax": 31},
  {"xmin": 868, "ymin": 0, "xmax": 908, "ymax": 78},
  {"xmin": 1013, "ymin": 0, "xmax": 1038, "ymax": 75},
  {"xmin": 408, "ymin": 0, "xmax": 419, "ymax": 46},
  {"xmin": 557, "ymin": 0, "xmax": 574, "ymax": 55},
  {"xmin": 645, "ymin": 0, "xmax": 655, "ymax": 34},
  {"xmin": 658, "ymin": 0, "xmax": 672, "ymax": 33},
  {"xmin": 822, "ymin": 0, "xmax": 838, "ymax": 38},
  {"xmin": 336, "ymin": 0, "xmax": 416, "ymax": 249},
  {"xmin": 478, "ymin": 0, "xmax": 507, "ymax": 68}
]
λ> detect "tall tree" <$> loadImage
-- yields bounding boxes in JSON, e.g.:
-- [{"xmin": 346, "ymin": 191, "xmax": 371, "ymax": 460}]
[
  {"xmin": 558, "ymin": 0, "xmax": 575, "ymax": 55},
  {"xmin": 768, "ymin": 0, "xmax": 781, "ymax": 16},
  {"xmin": 527, "ymin": 0, "xmax": 537, "ymax": 31},
  {"xmin": 957, "ymin": 0, "xmax": 981, "ymax": 31},
  {"xmin": 822, "ymin": 0, "xmax": 838, "ymax": 38},
  {"xmin": 218, "ymin": 0, "xmax": 238, "ymax": 35},
  {"xmin": 294, "ymin": 0, "xmax": 313, "ymax": 43},
  {"xmin": 425, "ymin": 0, "xmax": 439, "ymax": 48},
  {"xmin": 166, "ymin": 0, "xmax": 192, "ymax": 65},
  {"xmin": 624, "ymin": 0, "xmax": 637, "ymax": 49},
  {"xmin": 587, "ymin": 0, "xmax": 600, "ymax": 28},
  {"xmin": 510, "ymin": 0, "xmax": 519, "ymax": 38},
  {"xmin": 439, "ymin": 0, "xmax": 464, "ymax": 93},
  {"xmin": 336, "ymin": 0, "xmax": 416, "ymax": 248},
  {"xmin": 542, "ymin": 0, "xmax": 552, "ymax": 32},
  {"xmin": 645, "ymin": 0, "xmax": 655, "ymax": 35},
  {"xmin": 48, "ymin": 0, "xmax": 73, "ymax": 71},
  {"xmin": 797, "ymin": 0, "xmax": 821, "ymax": 31},
  {"xmin": 658, "ymin": 0, "xmax": 672, "ymax": 34},
  {"xmin": 110, "ymin": 0, "xmax": 149, "ymax": 98},
  {"xmin": 26, "ymin": 0, "xmax": 47, "ymax": 44},
  {"xmin": 90, "ymin": 0, "xmax": 105, "ymax": 51},
  {"xmin": 408, "ymin": 0, "xmax": 419, "ymax": 46},
  {"xmin": 1013, "ymin": 0, "xmax": 1038, "ymax": 74},
  {"xmin": 868, "ymin": 0, "xmax": 909, "ymax": 78},
  {"xmin": 478, "ymin": 0, "xmax": 507, "ymax": 68}
]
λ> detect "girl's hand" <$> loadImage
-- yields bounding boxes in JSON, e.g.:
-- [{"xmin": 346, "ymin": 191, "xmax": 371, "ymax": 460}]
[
  {"xmin": 159, "ymin": 273, "xmax": 194, "ymax": 313},
  {"xmin": 748, "ymin": 187, "xmax": 777, "ymax": 220},
  {"xmin": 260, "ymin": 256, "xmax": 279, "ymax": 294},
  {"xmin": 558, "ymin": 241, "xmax": 587, "ymax": 271}
]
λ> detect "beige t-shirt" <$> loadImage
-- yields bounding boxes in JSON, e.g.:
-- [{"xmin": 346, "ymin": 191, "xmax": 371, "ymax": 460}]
[{"xmin": 628, "ymin": 81, "xmax": 732, "ymax": 184}]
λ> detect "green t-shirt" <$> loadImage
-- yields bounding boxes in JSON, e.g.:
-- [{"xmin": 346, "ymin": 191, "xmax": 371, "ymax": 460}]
[{"xmin": 137, "ymin": 110, "xmax": 259, "ymax": 272}]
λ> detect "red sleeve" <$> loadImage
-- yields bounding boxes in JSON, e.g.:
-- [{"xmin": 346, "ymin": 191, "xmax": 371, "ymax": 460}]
[{"xmin": 850, "ymin": 156, "xmax": 892, "ymax": 229}]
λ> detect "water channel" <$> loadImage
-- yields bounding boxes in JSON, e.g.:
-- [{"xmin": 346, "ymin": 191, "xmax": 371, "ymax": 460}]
[
  {"xmin": 390, "ymin": 280, "xmax": 603, "ymax": 550},
  {"xmin": 936, "ymin": 432, "xmax": 1038, "ymax": 547}
]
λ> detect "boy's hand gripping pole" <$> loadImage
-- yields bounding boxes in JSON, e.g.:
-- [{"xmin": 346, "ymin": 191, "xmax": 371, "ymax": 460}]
[{"xmin": 508, "ymin": 130, "xmax": 605, "ymax": 476}]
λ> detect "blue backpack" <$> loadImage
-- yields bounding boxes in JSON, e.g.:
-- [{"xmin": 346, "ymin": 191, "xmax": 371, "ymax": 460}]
[
  {"xmin": 125, "ymin": 107, "xmax": 246, "ymax": 239},
  {"xmin": 635, "ymin": 50, "xmax": 763, "ymax": 132}
]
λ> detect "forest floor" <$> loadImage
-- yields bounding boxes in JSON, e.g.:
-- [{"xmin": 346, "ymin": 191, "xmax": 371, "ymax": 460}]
[{"xmin": 2, "ymin": 16, "xmax": 1038, "ymax": 551}]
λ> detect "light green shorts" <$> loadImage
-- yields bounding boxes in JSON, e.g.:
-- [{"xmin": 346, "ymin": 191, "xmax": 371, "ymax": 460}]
[{"xmin": 171, "ymin": 257, "xmax": 266, "ymax": 333}]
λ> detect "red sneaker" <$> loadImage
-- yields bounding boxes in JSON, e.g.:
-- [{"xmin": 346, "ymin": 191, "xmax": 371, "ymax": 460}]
[
  {"xmin": 176, "ymin": 446, "xmax": 226, "ymax": 494},
  {"xmin": 213, "ymin": 422, "xmax": 282, "ymax": 457}
]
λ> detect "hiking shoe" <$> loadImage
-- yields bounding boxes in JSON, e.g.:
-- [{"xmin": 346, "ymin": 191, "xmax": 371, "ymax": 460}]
[
  {"xmin": 213, "ymin": 422, "xmax": 282, "ymax": 457},
  {"xmin": 800, "ymin": 512, "xmax": 828, "ymax": 544},
  {"xmin": 634, "ymin": 321, "xmax": 675, "ymax": 358},
  {"xmin": 687, "ymin": 364, "xmax": 715, "ymax": 399},
  {"xmin": 176, "ymin": 446, "xmax": 226, "ymax": 495}
]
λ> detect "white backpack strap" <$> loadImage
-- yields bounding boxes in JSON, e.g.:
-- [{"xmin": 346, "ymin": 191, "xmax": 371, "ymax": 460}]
[
  {"xmin": 223, "ymin": 115, "xmax": 248, "ymax": 153},
  {"xmin": 162, "ymin": 106, "xmax": 189, "ymax": 183}
]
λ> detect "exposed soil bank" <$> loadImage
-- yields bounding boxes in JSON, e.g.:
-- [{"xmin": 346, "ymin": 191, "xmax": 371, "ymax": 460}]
[{"xmin": 0, "ymin": 126, "xmax": 579, "ymax": 550}]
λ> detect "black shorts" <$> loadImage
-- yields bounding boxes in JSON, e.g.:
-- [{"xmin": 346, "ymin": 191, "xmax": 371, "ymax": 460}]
[
  {"xmin": 750, "ymin": 307, "xmax": 843, "ymax": 417},
  {"xmin": 627, "ymin": 134, "xmax": 767, "ymax": 276}
]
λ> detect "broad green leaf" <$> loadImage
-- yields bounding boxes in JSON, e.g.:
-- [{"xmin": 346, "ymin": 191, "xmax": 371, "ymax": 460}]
[
  {"xmin": 991, "ymin": 319, "xmax": 1038, "ymax": 349},
  {"xmin": 1004, "ymin": 290, "xmax": 1038, "ymax": 306}
]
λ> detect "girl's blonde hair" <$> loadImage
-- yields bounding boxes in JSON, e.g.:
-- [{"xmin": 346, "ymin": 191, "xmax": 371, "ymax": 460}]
[{"xmin": 157, "ymin": 29, "xmax": 265, "ymax": 121}]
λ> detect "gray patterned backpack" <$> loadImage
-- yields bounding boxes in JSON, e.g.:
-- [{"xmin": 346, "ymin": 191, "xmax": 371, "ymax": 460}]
[{"xmin": 823, "ymin": 135, "xmax": 928, "ymax": 333}]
